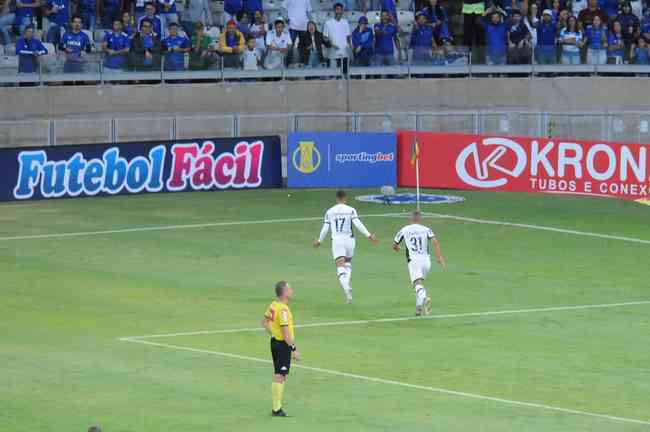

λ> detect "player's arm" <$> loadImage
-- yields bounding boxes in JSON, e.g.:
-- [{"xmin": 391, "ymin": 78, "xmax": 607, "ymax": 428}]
[
  {"xmin": 392, "ymin": 230, "xmax": 403, "ymax": 252},
  {"xmin": 432, "ymin": 238, "xmax": 446, "ymax": 270},
  {"xmin": 313, "ymin": 214, "xmax": 329, "ymax": 247},
  {"xmin": 352, "ymin": 213, "xmax": 378, "ymax": 243}
]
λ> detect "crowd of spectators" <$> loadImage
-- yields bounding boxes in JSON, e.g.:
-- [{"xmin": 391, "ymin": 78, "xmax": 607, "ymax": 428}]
[{"xmin": 2, "ymin": 0, "xmax": 650, "ymax": 74}]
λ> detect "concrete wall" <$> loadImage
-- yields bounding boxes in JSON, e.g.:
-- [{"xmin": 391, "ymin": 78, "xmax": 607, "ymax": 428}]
[{"xmin": 1, "ymin": 77, "xmax": 650, "ymax": 121}]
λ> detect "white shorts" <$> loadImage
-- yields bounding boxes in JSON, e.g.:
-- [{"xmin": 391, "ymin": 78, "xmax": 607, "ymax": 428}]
[
  {"xmin": 332, "ymin": 237, "xmax": 355, "ymax": 261},
  {"xmin": 408, "ymin": 258, "xmax": 431, "ymax": 283}
]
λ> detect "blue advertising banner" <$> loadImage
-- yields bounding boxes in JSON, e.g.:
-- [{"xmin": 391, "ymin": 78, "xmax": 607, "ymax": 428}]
[
  {"xmin": 287, "ymin": 132, "xmax": 397, "ymax": 188},
  {"xmin": 0, "ymin": 136, "xmax": 282, "ymax": 201}
]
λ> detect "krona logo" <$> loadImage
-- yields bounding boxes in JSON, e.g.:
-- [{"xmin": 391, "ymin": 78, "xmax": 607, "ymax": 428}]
[{"xmin": 455, "ymin": 138, "xmax": 527, "ymax": 188}]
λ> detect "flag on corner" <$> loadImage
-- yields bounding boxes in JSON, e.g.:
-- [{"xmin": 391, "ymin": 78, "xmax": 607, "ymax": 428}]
[{"xmin": 410, "ymin": 136, "xmax": 420, "ymax": 166}]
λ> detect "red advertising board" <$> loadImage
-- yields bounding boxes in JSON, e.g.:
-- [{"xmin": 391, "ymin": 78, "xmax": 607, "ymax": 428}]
[{"xmin": 397, "ymin": 131, "xmax": 650, "ymax": 200}]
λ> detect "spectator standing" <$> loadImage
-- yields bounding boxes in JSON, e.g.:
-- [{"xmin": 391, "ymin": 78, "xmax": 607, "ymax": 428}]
[
  {"xmin": 616, "ymin": 2, "xmax": 639, "ymax": 47},
  {"xmin": 379, "ymin": 0, "xmax": 397, "ymax": 24},
  {"xmin": 559, "ymin": 15, "xmax": 583, "ymax": 63},
  {"xmin": 483, "ymin": 7, "xmax": 507, "ymax": 65},
  {"xmin": 323, "ymin": 2, "xmax": 351, "ymax": 71},
  {"xmin": 242, "ymin": 35, "xmax": 260, "ymax": 69},
  {"xmin": 242, "ymin": 0, "xmax": 262, "ymax": 19},
  {"xmin": 374, "ymin": 9, "xmax": 400, "ymax": 65},
  {"xmin": 122, "ymin": 11, "xmax": 136, "ymax": 37},
  {"xmin": 16, "ymin": 24, "xmax": 47, "ymax": 72},
  {"xmin": 462, "ymin": 0, "xmax": 485, "ymax": 55},
  {"xmin": 536, "ymin": 9, "xmax": 557, "ymax": 64},
  {"xmin": 607, "ymin": 19, "xmax": 625, "ymax": 62},
  {"xmin": 283, "ymin": 0, "xmax": 311, "ymax": 45},
  {"xmin": 524, "ymin": 1, "xmax": 539, "ymax": 47},
  {"xmin": 351, "ymin": 15, "xmax": 373, "ymax": 66},
  {"xmin": 0, "ymin": 0, "xmax": 14, "ymax": 46},
  {"xmin": 600, "ymin": 0, "xmax": 620, "ymax": 19},
  {"xmin": 60, "ymin": 15, "xmax": 92, "ymax": 73},
  {"xmin": 237, "ymin": 11, "xmax": 252, "ymax": 37},
  {"xmin": 572, "ymin": 0, "xmax": 588, "ymax": 17},
  {"xmin": 162, "ymin": 21, "xmax": 189, "ymax": 70},
  {"xmin": 410, "ymin": 11, "xmax": 435, "ymax": 64},
  {"xmin": 99, "ymin": 0, "xmax": 123, "ymax": 29},
  {"xmin": 134, "ymin": 0, "xmax": 147, "ymax": 22},
  {"xmin": 249, "ymin": 10, "xmax": 267, "ymax": 57},
  {"xmin": 138, "ymin": 3, "xmax": 163, "ymax": 37},
  {"xmin": 102, "ymin": 17, "xmax": 130, "ymax": 70},
  {"xmin": 189, "ymin": 21, "xmax": 213, "ymax": 69},
  {"xmin": 14, "ymin": 0, "xmax": 40, "ymax": 35},
  {"xmin": 507, "ymin": 9, "xmax": 531, "ymax": 64},
  {"xmin": 420, "ymin": 0, "xmax": 452, "ymax": 44},
  {"xmin": 78, "ymin": 0, "xmax": 98, "ymax": 30},
  {"xmin": 630, "ymin": 36, "xmax": 649, "ymax": 63},
  {"xmin": 578, "ymin": 0, "xmax": 608, "ymax": 29},
  {"xmin": 296, "ymin": 20, "xmax": 329, "ymax": 67},
  {"xmin": 180, "ymin": 0, "xmax": 212, "ymax": 39},
  {"xmin": 223, "ymin": 0, "xmax": 241, "ymax": 25},
  {"xmin": 44, "ymin": 0, "xmax": 69, "ymax": 46},
  {"xmin": 130, "ymin": 17, "xmax": 162, "ymax": 69},
  {"xmin": 264, "ymin": 18, "xmax": 291, "ymax": 69},
  {"xmin": 217, "ymin": 19, "xmax": 244, "ymax": 67},
  {"xmin": 585, "ymin": 14, "xmax": 608, "ymax": 63},
  {"xmin": 157, "ymin": 0, "xmax": 178, "ymax": 31}
]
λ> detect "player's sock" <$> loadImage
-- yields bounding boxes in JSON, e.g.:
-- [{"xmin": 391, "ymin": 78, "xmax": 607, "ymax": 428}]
[
  {"xmin": 415, "ymin": 284, "xmax": 427, "ymax": 307},
  {"xmin": 344, "ymin": 263, "xmax": 352, "ymax": 283},
  {"xmin": 337, "ymin": 266, "xmax": 350, "ymax": 290},
  {"xmin": 272, "ymin": 382, "xmax": 285, "ymax": 412}
]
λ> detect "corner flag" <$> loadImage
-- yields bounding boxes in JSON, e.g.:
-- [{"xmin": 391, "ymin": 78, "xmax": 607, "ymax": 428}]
[{"xmin": 410, "ymin": 137, "xmax": 420, "ymax": 165}]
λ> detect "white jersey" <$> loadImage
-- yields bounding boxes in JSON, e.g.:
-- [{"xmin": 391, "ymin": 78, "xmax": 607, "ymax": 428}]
[
  {"xmin": 318, "ymin": 203, "xmax": 371, "ymax": 242},
  {"xmin": 394, "ymin": 223, "xmax": 435, "ymax": 262}
]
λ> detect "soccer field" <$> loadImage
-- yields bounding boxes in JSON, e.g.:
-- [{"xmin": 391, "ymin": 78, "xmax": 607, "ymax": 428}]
[{"xmin": 1, "ymin": 188, "xmax": 649, "ymax": 432}]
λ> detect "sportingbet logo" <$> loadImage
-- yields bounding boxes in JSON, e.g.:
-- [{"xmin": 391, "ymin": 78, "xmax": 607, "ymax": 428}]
[
  {"xmin": 456, "ymin": 137, "xmax": 648, "ymax": 189},
  {"xmin": 335, "ymin": 152, "xmax": 395, "ymax": 164},
  {"xmin": 12, "ymin": 140, "xmax": 266, "ymax": 199}
]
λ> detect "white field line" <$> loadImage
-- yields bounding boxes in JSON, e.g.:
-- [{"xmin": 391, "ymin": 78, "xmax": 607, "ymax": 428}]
[
  {"xmin": 118, "ymin": 300, "xmax": 650, "ymax": 341},
  {"xmin": 0, "ymin": 213, "xmax": 405, "ymax": 242},
  {"xmin": 423, "ymin": 212, "xmax": 650, "ymax": 245},
  {"xmin": 120, "ymin": 337, "xmax": 650, "ymax": 427}
]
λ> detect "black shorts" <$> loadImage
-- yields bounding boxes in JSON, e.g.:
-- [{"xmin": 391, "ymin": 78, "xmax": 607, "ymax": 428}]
[{"xmin": 270, "ymin": 337, "xmax": 292, "ymax": 375}]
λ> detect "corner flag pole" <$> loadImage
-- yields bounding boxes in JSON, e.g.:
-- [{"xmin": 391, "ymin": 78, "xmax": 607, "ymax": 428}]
[{"xmin": 413, "ymin": 133, "xmax": 421, "ymax": 211}]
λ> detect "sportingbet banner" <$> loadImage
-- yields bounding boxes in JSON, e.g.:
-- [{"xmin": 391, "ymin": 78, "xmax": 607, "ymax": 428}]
[
  {"xmin": 287, "ymin": 132, "xmax": 397, "ymax": 188},
  {"xmin": 0, "ymin": 136, "xmax": 282, "ymax": 201},
  {"xmin": 397, "ymin": 131, "xmax": 650, "ymax": 200}
]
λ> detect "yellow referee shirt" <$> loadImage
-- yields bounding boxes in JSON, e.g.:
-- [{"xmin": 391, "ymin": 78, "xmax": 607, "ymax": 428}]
[{"xmin": 264, "ymin": 300, "xmax": 294, "ymax": 341}]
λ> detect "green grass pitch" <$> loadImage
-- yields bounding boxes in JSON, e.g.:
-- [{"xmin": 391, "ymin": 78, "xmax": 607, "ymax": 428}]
[{"xmin": 1, "ymin": 188, "xmax": 649, "ymax": 431}]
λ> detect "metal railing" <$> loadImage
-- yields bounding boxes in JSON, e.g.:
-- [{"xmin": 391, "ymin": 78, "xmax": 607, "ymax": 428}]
[{"xmin": 2, "ymin": 111, "xmax": 650, "ymax": 149}]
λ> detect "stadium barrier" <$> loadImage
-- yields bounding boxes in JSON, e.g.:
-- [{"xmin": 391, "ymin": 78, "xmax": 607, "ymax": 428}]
[
  {"xmin": 0, "ymin": 136, "xmax": 282, "ymax": 201},
  {"xmin": 397, "ymin": 131, "xmax": 650, "ymax": 201},
  {"xmin": 287, "ymin": 132, "xmax": 396, "ymax": 188}
]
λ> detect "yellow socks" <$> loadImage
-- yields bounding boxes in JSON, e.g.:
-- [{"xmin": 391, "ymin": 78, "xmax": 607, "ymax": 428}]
[{"xmin": 272, "ymin": 382, "xmax": 285, "ymax": 412}]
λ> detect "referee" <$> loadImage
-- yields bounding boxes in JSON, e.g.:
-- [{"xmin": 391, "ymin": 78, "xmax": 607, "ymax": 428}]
[{"xmin": 262, "ymin": 281, "xmax": 300, "ymax": 417}]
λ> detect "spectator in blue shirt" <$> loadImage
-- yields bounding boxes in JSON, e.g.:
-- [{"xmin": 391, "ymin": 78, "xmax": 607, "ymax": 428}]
[
  {"xmin": 641, "ymin": 8, "xmax": 650, "ymax": 43},
  {"xmin": 223, "ymin": 0, "xmax": 242, "ymax": 25},
  {"xmin": 536, "ymin": 9, "xmax": 557, "ymax": 64},
  {"xmin": 14, "ymin": 0, "xmax": 39, "ymax": 35},
  {"xmin": 162, "ymin": 21, "xmax": 190, "ymax": 70},
  {"xmin": 44, "ymin": 0, "xmax": 69, "ymax": 46},
  {"xmin": 410, "ymin": 12, "xmax": 436, "ymax": 64},
  {"xmin": 374, "ymin": 10, "xmax": 400, "ymax": 65},
  {"xmin": 78, "ymin": 0, "xmax": 98, "ymax": 30},
  {"xmin": 351, "ymin": 16, "xmax": 373, "ymax": 66},
  {"xmin": 16, "ymin": 25, "xmax": 47, "ymax": 73},
  {"xmin": 237, "ymin": 11, "xmax": 252, "ymax": 38},
  {"xmin": 122, "ymin": 11, "xmax": 136, "ymax": 37},
  {"xmin": 60, "ymin": 16, "xmax": 93, "ymax": 73},
  {"xmin": 419, "ymin": 0, "xmax": 452, "ymax": 44},
  {"xmin": 242, "ymin": 0, "xmax": 263, "ymax": 19},
  {"xmin": 607, "ymin": 19, "xmax": 625, "ymax": 63},
  {"xmin": 616, "ymin": 2, "xmax": 639, "ymax": 47},
  {"xmin": 507, "ymin": 9, "xmax": 531, "ymax": 64},
  {"xmin": 100, "ymin": 0, "xmax": 123, "ymax": 28},
  {"xmin": 130, "ymin": 17, "xmax": 162, "ymax": 69},
  {"xmin": 138, "ymin": 2, "xmax": 163, "ymax": 37},
  {"xmin": 102, "ymin": 17, "xmax": 130, "ymax": 70},
  {"xmin": 482, "ymin": 7, "xmax": 507, "ymax": 65},
  {"xmin": 599, "ymin": 0, "xmax": 620, "ymax": 19},
  {"xmin": 630, "ymin": 36, "xmax": 650, "ymax": 63},
  {"xmin": 585, "ymin": 14, "xmax": 608, "ymax": 63}
]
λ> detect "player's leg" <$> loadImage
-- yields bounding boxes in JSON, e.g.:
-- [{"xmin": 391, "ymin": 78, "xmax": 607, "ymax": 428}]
[
  {"xmin": 421, "ymin": 260, "xmax": 433, "ymax": 315},
  {"xmin": 409, "ymin": 260, "xmax": 429, "ymax": 316},
  {"xmin": 271, "ymin": 339, "xmax": 291, "ymax": 417},
  {"xmin": 332, "ymin": 240, "xmax": 353, "ymax": 303},
  {"xmin": 341, "ymin": 238, "xmax": 355, "ymax": 302}
]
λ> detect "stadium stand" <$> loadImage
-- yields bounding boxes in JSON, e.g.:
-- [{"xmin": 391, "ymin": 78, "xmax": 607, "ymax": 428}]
[{"xmin": 0, "ymin": 0, "xmax": 650, "ymax": 83}]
